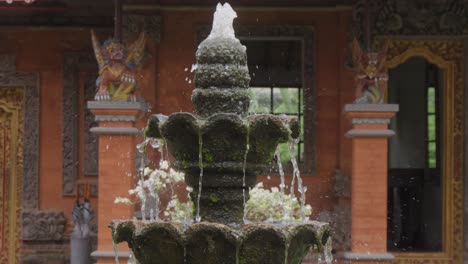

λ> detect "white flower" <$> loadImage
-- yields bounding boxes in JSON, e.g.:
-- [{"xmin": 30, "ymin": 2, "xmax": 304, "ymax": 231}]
[
  {"xmin": 114, "ymin": 197, "xmax": 132, "ymax": 205},
  {"xmin": 144, "ymin": 167, "xmax": 153, "ymax": 176},
  {"xmin": 160, "ymin": 160, "xmax": 169, "ymax": 170}
]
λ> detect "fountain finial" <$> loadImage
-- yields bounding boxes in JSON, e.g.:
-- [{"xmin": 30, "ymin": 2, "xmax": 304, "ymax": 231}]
[{"xmin": 208, "ymin": 3, "xmax": 237, "ymax": 39}]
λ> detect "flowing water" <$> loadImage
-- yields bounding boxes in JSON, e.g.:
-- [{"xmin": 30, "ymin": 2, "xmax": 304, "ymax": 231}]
[
  {"xmin": 274, "ymin": 148, "xmax": 287, "ymax": 219},
  {"xmin": 112, "ymin": 229, "xmax": 120, "ymax": 264},
  {"xmin": 289, "ymin": 137, "xmax": 306, "ymax": 221},
  {"xmin": 242, "ymin": 123, "xmax": 250, "ymax": 222},
  {"xmin": 195, "ymin": 130, "xmax": 204, "ymax": 222},
  {"xmin": 136, "ymin": 138, "xmax": 148, "ymax": 221},
  {"xmin": 323, "ymin": 236, "xmax": 333, "ymax": 264}
]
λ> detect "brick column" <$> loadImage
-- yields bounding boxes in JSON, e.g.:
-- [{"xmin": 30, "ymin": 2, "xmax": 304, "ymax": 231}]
[
  {"xmin": 87, "ymin": 101, "xmax": 146, "ymax": 264},
  {"xmin": 342, "ymin": 104, "xmax": 398, "ymax": 264}
]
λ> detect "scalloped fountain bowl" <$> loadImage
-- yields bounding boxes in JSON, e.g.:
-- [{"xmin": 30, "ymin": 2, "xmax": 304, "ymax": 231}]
[
  {"xmin": 112, "ymin": 220, "xmax": 330, "ymax": 264},
  {"xmin": 111, "ymin": 3, "xmax": 331, "ymax": 264}
]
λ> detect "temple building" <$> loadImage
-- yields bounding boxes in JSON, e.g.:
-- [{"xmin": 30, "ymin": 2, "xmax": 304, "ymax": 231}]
[{"xmin": 0, "ymin": 0, "xmax": 466, "ymax": 263}]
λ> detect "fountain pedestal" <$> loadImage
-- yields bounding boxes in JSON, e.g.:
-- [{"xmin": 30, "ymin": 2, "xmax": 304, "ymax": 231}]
[
  {"xmin": 343, "ymin": 104, "xmax": 398, "ymax": 263},
  {"xmin": 88, "ymin": 101, "xmax": 146, "ymax": 263}
]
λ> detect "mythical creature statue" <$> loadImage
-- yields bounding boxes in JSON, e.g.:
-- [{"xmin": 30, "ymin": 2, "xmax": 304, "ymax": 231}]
[
  {"xmin": 91, "ymin": 30, "xmax": 146, "ymax": 101},
  {"xmin": 351, "ymin": 38, "xmax": 388, "ymax": 104}
]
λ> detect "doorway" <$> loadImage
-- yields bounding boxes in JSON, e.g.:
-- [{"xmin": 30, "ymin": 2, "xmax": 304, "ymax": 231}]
[
  {"xmin": 387, "ymin": 57, "xmax": 442, "ymax": 252},
  {"xmin": 0, "ymin": 88, "xmax": 23, "ymax": 264}
]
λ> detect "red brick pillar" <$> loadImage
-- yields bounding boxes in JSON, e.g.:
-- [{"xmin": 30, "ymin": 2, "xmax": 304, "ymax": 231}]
[
  {"xmin": 342, "ymin": 104, "xmax": 398, "ymax": 264},
  {"xmin": 87, "ymin": 101, "xmax": 146, "ymax": 264}
]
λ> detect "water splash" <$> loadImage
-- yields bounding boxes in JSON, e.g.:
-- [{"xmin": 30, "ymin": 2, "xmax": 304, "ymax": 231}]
[
  {"xmin": 289, "ymin": 137, "xmax": 306, "ymax": 221},
  {"xmin": 137, "ymin": 138, "xmax": 148, "ymax": 221},
  {"xmin": 242, "ymin": 123, "xmax": 250, "ymax": 222},
  {"xmin": 112, "ymin": 229, "xmax": 120, "ymax": 264},
  {"xmin": 323, "ymin": 236, "xmax": 333, "ymax": 264},
  {"xmin": 195, "ymin": 130, "xmax": 204, "ymax": 222},
  {"xmin": 208, "ymin": 3, "xmax": 237, "ymax": 39},
  {"xmin": 274, "ymin": 148, "xmax": 288, "ymax": 220},
  {"xmin": 127, "ymin": 252, "xmax": 137, "ymax": 264}
]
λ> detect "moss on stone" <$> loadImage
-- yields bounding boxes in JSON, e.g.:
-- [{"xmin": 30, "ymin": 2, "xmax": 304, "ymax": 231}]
[{"xmin": 209, "ymin": 193, "xmax": 219, "ymax": 203}]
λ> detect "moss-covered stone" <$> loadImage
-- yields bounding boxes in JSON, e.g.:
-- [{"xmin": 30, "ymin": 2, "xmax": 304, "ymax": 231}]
[
  {"xmin": 189, "ymin": 187, "xmax": 244, "ymax": 225},
  {"xmin": 286, "ymin": 224, "xmax": 321, "ymax": 264},
  {"xmin": 196, "ymin": 37, "xmax": 247, "ymax": 65},
  {"xmin": 201, "ymin": 113, "xmax": 247, "ymax": 163},
  {"xmin": 144, "ymin": 114, "xmax": 167, "ymax": 138},
  {"xmin": 185, "ymin": 223, "xmax": 238, "ymax": 264},
  {"xmin": 247, "ymin": 114, "xmax": 291, "ymax": 164},
  {"xmin": 111, "ymin": 221, "xmax": 330, "ymax": 264},
  {"xmin": 192, "ymin": 88, "xmax": 250, "ymax": 117},
  {"xmin": 111, "ymin": 220, "xmax": 135, "ymax": 244},
  {"xmin": 194, "ymin": 64, "xmax": 250, "ymax": 89},
  {"xmin": 160, "ymin": 112, "xmax": 199, "ymax": 162},
  {"xmin": 131, "ymin": 222, "xmax": 185, "ymax": 264},
  {"xmin": 239, "ymin": 224, "xmax": 287, "ymax": 264}
]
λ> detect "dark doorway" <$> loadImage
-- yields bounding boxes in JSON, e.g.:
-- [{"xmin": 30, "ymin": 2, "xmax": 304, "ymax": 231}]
[{"xmin": 387, "ymin": 57, "xmax": 442, "ymax": 252}]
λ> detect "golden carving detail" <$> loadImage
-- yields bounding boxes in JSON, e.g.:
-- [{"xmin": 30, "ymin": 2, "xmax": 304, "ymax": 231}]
[
  {"xmin": 0, "ymin": 88, "xmax": 24, "ymax": 264},
  {"xmin": 384, "ymin": 39, "xmax": 464, "ymax": 264}
]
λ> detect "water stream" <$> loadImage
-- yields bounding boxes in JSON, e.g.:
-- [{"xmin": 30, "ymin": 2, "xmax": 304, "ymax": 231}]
[
  {"xmin": 242, "ymin": 122, "xmax": 250, "ymax": 222},
  {"xmin": 323, "ymin": 236, "xmax": 333, "ymax": 264},
  {"xmin": 289, "ymin": 137, "xmax": 306, "ymax": 221},
  {"xmin": 112, "ymin": 229, "xmax": 120, "ymax": 264},
  {"xmin": 136, "ymin": 138, "xmax": 149, "ymax": 221},
  {"xmin": 195, "ymin": 129, "xmax": 204, "ymax": 222},
  {"xmin": 274, "ymin": 148, "xmax": 287, "ymax": 220}
]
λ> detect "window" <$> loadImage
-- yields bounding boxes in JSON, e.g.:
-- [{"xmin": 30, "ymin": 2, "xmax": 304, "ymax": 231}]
[
  {"xmin": 426, "ymin": 86, "xmax": 437, "ymax": 168},
  {"xmin": 244, "ymin": 40, "xmax": 304, "ymax": 164}
]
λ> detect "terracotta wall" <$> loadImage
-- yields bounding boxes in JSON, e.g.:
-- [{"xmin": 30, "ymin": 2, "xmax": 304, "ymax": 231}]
[
  {"xmin": 0, "ymin": 30, "xmax": 98, "ymax": 229},
  {"xmin": 155, "ymin": 8, "xmax": 355, "ymax": 215},
  {"xmin": 0, "ymin": 29, "xmax": 159, "ymax": 214}
]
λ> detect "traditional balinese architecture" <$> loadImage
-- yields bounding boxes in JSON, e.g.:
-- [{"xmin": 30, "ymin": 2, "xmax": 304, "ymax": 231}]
[{"xmin": 0, "ymin": 0, "xmax": 466, "ymax": 263}]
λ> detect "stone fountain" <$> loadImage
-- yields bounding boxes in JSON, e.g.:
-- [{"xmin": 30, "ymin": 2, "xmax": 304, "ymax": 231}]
[{"xmin": 112, "ymin": 3, "xmax": 330, "ymax": 264}]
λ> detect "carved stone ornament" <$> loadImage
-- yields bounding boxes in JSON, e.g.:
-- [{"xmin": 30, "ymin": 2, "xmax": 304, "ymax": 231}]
[
  {"xmin": 123, "ymin": 14, "xmax": 161, "ymax": 43},
  {"xmin": 0, "ymin": 55, "xmax": 39, "ymax": 211},
  {"xmin": 21, "ymin": 210, "xmax": 67, "ymax": 241},
  {"xmin": 62, "ymin": 53, "xmax": 97, "ymax": 195},
  {"xmin": 351, "ymin": 0, "xmax": 468, "ymax": 44}
]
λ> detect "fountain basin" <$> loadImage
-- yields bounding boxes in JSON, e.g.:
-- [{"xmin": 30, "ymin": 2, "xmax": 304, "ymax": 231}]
[
  {"xmin": 112, "ymin": 220, "xmax": 330, "ymax": 264},
  {"xmin": 144, "ymin": 112, "xmax": 299, "ymax": 224}
]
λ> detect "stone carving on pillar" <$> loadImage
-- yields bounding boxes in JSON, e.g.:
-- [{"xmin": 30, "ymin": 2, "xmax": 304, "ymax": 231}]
[
  {"xmin": 351, "ymin": 0, "xmax": 468, "ymax": 43},
  {"xmin": 21, "ymin": 210, "xmax": 67, "ymax": 241},
  {"xmin": 351, "ymin": 38, "xmax": 388, "ymax": 104},
  {"xmin": 62, "ymin": 53, "xmax": 97, "ymax": 196},
  {"xmin": 91, "ymin": 30, "xmax": 147, "ymax": 101},
  {"xmin": 123, "ymin": 14, "xmax": 161, "ymax": 43}
]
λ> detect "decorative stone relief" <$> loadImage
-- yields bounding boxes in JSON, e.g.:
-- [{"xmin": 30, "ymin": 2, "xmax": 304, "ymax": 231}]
[
  {"xmin": 83, "ymin": 77, "xmax": 99, "ymax": 176},
  {"xmin": 21, "ymin": 210, "xmax": 67, "ymax": 241},
  {"xmin": 317, "ymin": 205, "xmax": 351, "ymax": 251},
  {"xmin": 62, "ymin": 53, "xmax": 96, "ymax": 196},
  {"xmin": 123, "ymin": 14, "xmax": 161, "ymax": 43},
  {"xmin": 351, "ymin": 0, "xmax": 468, "ymax": 45},
  {"xmin": 0, "ymin": 55, "xmax": 39, "ymax": 210}
]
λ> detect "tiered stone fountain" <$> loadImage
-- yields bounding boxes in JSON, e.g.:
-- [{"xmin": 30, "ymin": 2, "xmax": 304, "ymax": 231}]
[{"xmin": 112, "ymin": 3, "xmax": 330, "ymax": 264}]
